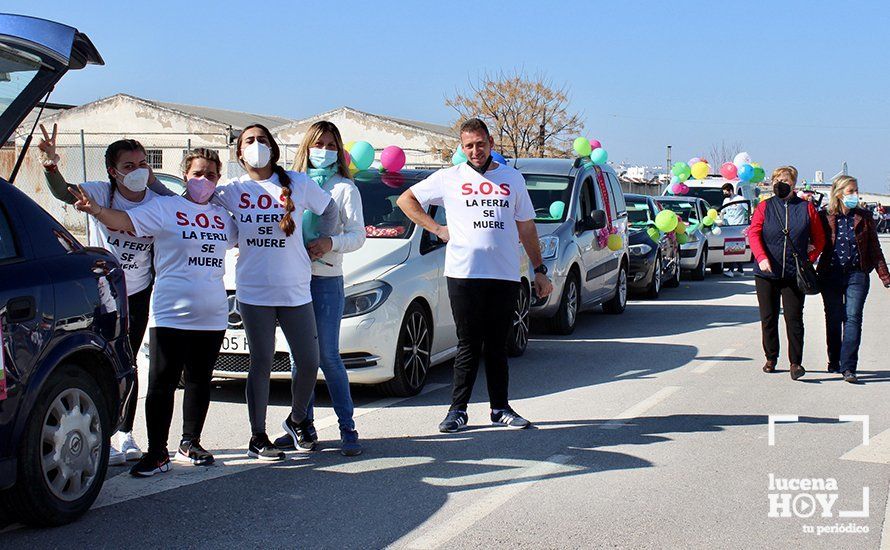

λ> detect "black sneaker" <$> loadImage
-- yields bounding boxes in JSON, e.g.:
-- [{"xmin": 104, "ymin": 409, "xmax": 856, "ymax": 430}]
[
  {"xmin": 175, "ymin": 439, "xmax": 215, "ymax": 466},
  {"xmin": 282, "ymin": 417, "xmax": 318, "ymax": 452},
  {"xmin": 340, "ymin": 429, "xmax": 363, "ymax": 457},
  {"xmin": 491, "ymin": 407, "xmax": 531, "ymax": 429},
  {"xmin": 843, "ymin": 370, "xmax": 859, "ymax": 384},
  {"xmin": 273, "ymin": 432, "xmax": 296, "ymax": 450},
  {"xmin": 247, "ymin": 434, "xmax": 285, "ymax": 461},
  {"xmin": 438, "ymin": 410, "xmax": 468, "ymax": 433},
  {"xmin": 827, "ymin": 362, "xmax": 840, "ymax": 374},
  {"xmin": 129, "ymin": 450, "xmax": 171, "ymax": 477}
]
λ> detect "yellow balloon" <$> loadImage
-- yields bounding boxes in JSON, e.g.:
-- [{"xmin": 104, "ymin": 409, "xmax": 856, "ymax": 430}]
[
  {"xmin": 751, "ymin": 162, "xmax": 761, "ymax": 168},
  {"xmin": 345, "ymin": 141, "xmax": 355, "ymax": 152},
  {"xmin": 707, "ymin": 208, "xmax": 719, "ymax": 220},
  {"xmin": 607, "ymin": 234, "xmax": 623, "ymax": 251},
  {"xmin": 691, "ymin": 161, "xmax": 709, "ymax": 180}
]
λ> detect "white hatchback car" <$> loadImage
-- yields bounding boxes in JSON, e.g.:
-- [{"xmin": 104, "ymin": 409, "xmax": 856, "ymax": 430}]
[{"xmin": 212, "ymin": 169, "xmax": 532, "ymax": 396}]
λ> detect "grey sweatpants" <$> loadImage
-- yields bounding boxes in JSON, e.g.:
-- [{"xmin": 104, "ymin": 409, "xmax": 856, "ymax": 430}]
[{"xmin": 239, "ymin": 302, "xmax": 319, "ymax": 435}]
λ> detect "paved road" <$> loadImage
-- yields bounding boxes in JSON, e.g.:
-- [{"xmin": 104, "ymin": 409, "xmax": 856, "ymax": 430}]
[{"xmin": 4, "ymin": 237, "xmax": 890, "ymax": 549}]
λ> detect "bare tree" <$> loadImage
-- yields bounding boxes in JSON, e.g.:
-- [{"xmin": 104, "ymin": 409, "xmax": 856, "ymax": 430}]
[
  {"xmin": 708, "ymin": 140, "xmax": 744, "ymax": 166},
  {"xmin": 445, "ymin": 70, "xmax": 584, "ymax": 158}
]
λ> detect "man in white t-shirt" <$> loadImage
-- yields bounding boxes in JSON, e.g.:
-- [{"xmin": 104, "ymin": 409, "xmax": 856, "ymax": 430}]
[{"xmin": 397, "ymin": 118, "xmax": 553, "ymax": 433}]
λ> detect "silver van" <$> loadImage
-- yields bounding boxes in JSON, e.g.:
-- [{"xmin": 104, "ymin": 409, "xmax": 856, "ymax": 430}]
[{"xmin": 510, "ymin": 158, "xmax": 629, "ymax": 334}]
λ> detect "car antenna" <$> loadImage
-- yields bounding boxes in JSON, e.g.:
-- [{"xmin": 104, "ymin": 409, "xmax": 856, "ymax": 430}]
[{"xmin": 9, "ymin": 89, "xmax": 52, "ymax": 185}]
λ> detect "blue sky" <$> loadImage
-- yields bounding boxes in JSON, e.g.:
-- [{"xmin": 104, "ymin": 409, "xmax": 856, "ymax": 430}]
[{"xmin": 21, "ymin": 1, "xmax": 890, "ymax": 192}]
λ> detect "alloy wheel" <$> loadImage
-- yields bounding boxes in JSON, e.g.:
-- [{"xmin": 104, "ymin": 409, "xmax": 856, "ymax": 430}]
[
  {"xmin": 401, "ymin": 310, "xmax": 431, "ymax": 390},
  {"xmin": 41, "ymin": 388, "xmax": 102, "ymax": 502}
]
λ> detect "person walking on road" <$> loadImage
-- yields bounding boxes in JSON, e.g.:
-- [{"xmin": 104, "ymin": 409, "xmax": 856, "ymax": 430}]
[
  {"xmin": 215, "ymin": 124, "xmax": 337, "ymax": 460},
  {"xmin": 397, "ymin": 118, "xmax": 553, "ymax": 433},
  {"xmin": 38, "ymin": 124, "xmax": 176, "ymax": 466},
  {"xmin": 818, "ymin": 175, "xmax": 890, "ymax": 383},
  {"xmin": 72, "ymin": 148, "xmax": 237, "ymax": 476},
  {"xmin": 749, "ymin": 166, "xmax": 825, "ymax": 380},
  {"xmin": 272, "ymin": 121, "xmax": 366, "ymax": 456},
  {"xmin": 721, "ymin": 183, "xmax": 748, "ymax": 277}
]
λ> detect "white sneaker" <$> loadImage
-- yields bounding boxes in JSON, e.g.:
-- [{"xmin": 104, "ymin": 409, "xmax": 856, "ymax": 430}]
[
  {"xmin": 117, "ymin": 431, "xmax": 142, "ymax": 461},
  {"xmin": 723, "ymin": 271, "xmax": 735, "ymax": 278},
  {"xmin": 109, "ymin": 445, "xmax": 126, "ymax": 466}
]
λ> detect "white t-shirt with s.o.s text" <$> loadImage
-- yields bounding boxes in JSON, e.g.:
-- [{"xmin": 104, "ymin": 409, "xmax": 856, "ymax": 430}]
[
  {"xmin": 410, "ymin": 163, "xmax": 534, "ymax": 282},
  {"xmin": 127, "ymin": 196, "xmax": 237, "ymax": 330},
  {"xmin": 216, "ymin": 171, "xmax": 332, "ymax": 307}
]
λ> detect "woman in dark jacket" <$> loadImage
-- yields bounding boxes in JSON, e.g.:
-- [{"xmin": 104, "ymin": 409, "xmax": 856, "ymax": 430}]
[
  {"xmin": 818, "ymin": 175, "xmax": 890, "ymax": 383},
  {"xmin": 749, "ymin": 166, "xmax": 825, "ymax": 380}
]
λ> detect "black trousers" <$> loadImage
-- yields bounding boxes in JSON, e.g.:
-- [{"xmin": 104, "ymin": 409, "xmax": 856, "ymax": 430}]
[
  {"xmin": 120, "ymin": 284, "xmax": 152, "ymax": 433},
  {"xmin": 754, "ymin": 275, "xmax": 805, "ymax": 365},
  {"xmin": 146, "ymin": 327, "xmax": 224, "ymax": 454},
  {"xmin": 447, "ymin": 277, "xmax": 519, "ymax": 411}
]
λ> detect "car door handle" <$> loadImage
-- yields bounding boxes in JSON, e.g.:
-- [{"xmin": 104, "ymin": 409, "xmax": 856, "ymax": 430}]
[{"xmin": 6, "ymin": 296, "xmax": 36, "ymax": 323}]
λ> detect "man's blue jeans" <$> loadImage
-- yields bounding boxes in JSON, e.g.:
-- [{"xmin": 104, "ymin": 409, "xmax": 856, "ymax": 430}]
[
  {"xmin": 292, "ymin": 275, "xmax": 355, "ymax": 432},
  {"xmin": 822, "ymin": 270, "xmax": 870, "ymax": 373}
]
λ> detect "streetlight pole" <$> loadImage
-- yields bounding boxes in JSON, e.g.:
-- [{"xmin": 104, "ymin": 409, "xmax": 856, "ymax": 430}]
[{"xmin": 666, "ymin": 145, "xmax": 672, "ymax": 175}]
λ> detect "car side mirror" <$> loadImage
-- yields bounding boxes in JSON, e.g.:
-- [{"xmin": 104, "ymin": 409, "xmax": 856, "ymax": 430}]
[{"xmin": 575, "ymin": 209, "xmax": 608, "ymax": 233}]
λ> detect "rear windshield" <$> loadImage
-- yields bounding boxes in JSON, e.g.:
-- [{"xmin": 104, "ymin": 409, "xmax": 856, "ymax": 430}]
[
  {"xmin": 525, "ymin": 175, "xmax": 573, "ymax": 222},
  {"xmin": 683, "ymin": 187, "xmax": 725, "ymax": 208},
  {"xmin": 353, "ymin": 171, "xmax": 429, "ymax": 239},
  {"xmin": 658, "ymin": 201, "xmax": 701, "ymax": 224},
  {"xmin": 0, "ymin": 44, "xmax": 43, "ymax": 122}
]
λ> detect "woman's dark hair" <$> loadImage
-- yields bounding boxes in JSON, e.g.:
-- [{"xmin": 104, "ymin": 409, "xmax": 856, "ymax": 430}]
[
  {"xmin": 236, "ymin": 124, "xmax": 295, "ymax": 236},
  {"xmin": 104, "ymin": 139, "xmax": 146, "ymax": 206}
]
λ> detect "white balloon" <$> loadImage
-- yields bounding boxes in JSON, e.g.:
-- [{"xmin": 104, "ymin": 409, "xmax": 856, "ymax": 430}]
[
  {"xmin": 733, "ymin": 152, "xmax": 752, "ymax": 168},
  {"xmin": 711, "ymin": 226, "xmax": 722, "ymax": 235}
]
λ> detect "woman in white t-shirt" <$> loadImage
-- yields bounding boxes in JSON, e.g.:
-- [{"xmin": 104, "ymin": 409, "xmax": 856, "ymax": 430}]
[
  {"xmin": 38, "ymin": 125, "xmax": 175, "ymax": 466},
  {"xmin": 271, "ymin": 121, "xmax": 365, "ymax": 457},
  {"xmin": 72, "ymin": 148, "xmax": 237, "ymax": 477},
  {"xmin": 215, "ymin": 124, "xmax": 337, "ymax": 460}
]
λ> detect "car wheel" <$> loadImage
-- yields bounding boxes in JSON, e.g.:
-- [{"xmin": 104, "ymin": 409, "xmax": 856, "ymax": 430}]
[
  {"xmin": 645, "ymin": 254, "xmax": 662, "ymax": 299},
  {"xmin": 0, "ymin": 364, "xmax": 111, "ymax": 526},
  {"xmin": 377, "ymin": 303, "xmax": 432, "ymax": 397},
  {"xmin": 691, "ymin": 248, "xmax": 707, "ymax": 281},
  {"xmin": 548, "ymin": 271, "xmax": 579, "ymax": 335},
  {"xmin": 603, "ymin": 264, "xmax": 628, "ymax": 314},
  {"xmin": 664, "ymin": 255, "xmax": 681, "ymax": 288},
  {"xmin": 507, "ymin": 281, "xmax": 530, "ymax": 357},
  {"xmin": 710, "ymin": 262, "xmax": 724, "ymax": 275}
]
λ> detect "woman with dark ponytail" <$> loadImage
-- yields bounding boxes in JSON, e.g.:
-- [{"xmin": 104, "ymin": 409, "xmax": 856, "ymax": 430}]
[{"xmin": 216, "ymin": 124, "xmax": 337, "ymax": 460}]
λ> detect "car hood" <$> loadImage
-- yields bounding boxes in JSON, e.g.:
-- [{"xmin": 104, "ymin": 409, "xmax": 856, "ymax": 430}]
[
  {"xmin": 535, "ymin": 221, "xmax": 569, "ymax": 236},
  {"xmin": 0, "ymin": 15, "xmax": 103, "ymax": 146}
]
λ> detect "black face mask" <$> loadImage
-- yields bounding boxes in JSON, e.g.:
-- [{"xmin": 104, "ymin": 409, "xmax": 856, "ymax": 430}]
[
  {"xmin": 468, "ymin": 155, "xmax": 493, "ymax": 175},
  {"xmin": 773, "ymin": 182, "xmax": 792, "ymax": 199}
]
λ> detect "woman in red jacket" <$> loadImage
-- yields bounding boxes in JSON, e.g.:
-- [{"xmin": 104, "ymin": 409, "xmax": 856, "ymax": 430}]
[
  {"xmin": 749, "ymin": 166, "xmax": 825, "ymax": 380},
  {"xmin": 818, "ymin": 176, "xmax": 890, "ymax": 383}
]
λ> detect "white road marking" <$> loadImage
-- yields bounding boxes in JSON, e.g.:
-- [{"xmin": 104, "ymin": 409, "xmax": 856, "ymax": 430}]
[
  {"xmin": 92, "ymin": 382, "xmax": 450, "ymax": 510},
  {"xmin": 316, "ymin": 456, "xmax": 435, "ymax": 475},
  {"xmin": 692, "ymin": 347, "xmax": 737, "ymax": 374},
  {"xmin": 601, "ymin": 386, "xmax": 682, "ymax": 430},
  {"xmin": 881, "ymin": 481, "xmax": 890, "ymax": 550},
  {"xmin": 390, "ymin": 454, "xmax": 573, "ymax": 550},
  {"xmin": 841, "ymin": 427, "xmax": 890, "ymax": 464},
  {"xmin": 421, "ymin": 457, "xmax": 581, "ymax": 488}
]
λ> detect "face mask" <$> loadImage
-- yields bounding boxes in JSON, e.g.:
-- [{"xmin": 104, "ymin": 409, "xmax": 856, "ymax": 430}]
[
  {"xmin": 309, "ymin": 147, "xmax": 338, "ymax": 169},
  {"xmin": 842, "ymin": 194, "xmax": 860, "ymax": 209},
  {"xmin": 187, "ymin": 177, "xmax": 217, "ymax": 203},
  {"xmin": 242, "ymin": 141, "xmax": 272, "ymax": 169},
  {"xmin": 117, "ymin": 167, "xmax": 149, "ymax": 192},
  {"xmin": 773, "ymin": 182, "xmax": 792, "ymax": 199}
]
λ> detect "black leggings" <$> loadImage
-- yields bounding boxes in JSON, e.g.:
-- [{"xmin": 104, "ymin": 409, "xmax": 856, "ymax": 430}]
[
  {"xmin": 120, "ymin": 284, "xmax": 152, "ymax": 433},
  {"xmin": 146, "ymin": 327, "xmax": 224, "ymax": 454}
]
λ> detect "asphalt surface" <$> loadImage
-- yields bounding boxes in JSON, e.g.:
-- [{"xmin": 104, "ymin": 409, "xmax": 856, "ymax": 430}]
[{"xmin": 4, "ymin": 237, "xmax": 890, "ymax": 549}]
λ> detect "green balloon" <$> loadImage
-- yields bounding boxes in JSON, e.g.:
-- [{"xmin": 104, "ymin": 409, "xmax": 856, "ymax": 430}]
[
  {"xmin": 751, "ymin": 166, "xmax": 765, "ymax": 183},
  {"xmin": 676, "ymin": 232, "xmax": 689, "ymax": 245},
  {"xmin": 647, "ymin": 227, "xmax": 661, "ymax": 243},
  {"xmin": 590, "ymin": 148, "xmax": 608, "ymax": 165},
  {"xmin": 573, "ymin": 137, "xmax": 591, "ymax": 157},
  {"xmin": 702, "ymin": 216, "xmax": 714, "ymax": 227},
  {"xmin": 549, "ymin": 201, "xmax": 565, "ymax": 219},
  {"xmin": 654, "ymin": 210, "xmax": 678, "ymax": 232}
]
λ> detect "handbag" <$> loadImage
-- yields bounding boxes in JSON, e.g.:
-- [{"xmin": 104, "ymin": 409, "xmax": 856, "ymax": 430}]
[{"xmin": 772, "ymin": 199, "xmax": 821, "ymax": 295}]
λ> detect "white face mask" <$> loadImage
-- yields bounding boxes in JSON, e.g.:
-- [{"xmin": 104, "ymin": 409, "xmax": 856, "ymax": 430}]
[
  {"xmin": 117, "ymin": 167, "xmax": 149, "ymax": 192},
  {"xmin": 242, "ymin": 141, "xmax": 272, "ymax": 169},
  {"xmin": 309, "ymin": 147, "xmax": 338, "ymax": 169}
]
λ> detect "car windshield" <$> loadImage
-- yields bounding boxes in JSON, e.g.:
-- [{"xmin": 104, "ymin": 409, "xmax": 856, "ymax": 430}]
[
  {"xmin": 658, "ymin": 200, "xmax": 700, "ymax": 224},
  {"xmin": 626, "ymin": 198, "xmax": 654, "ymax": 227},
  {"xmin": 683, "ymin": 186, "xmax": 725, "ymax": 208},
  {"xmin": 525, "ymin": 175, "xmax": 573, "ymax": 222},
  {"xmin": 720, "ymin": 199, "xmax": 751, "ymax": 226},
  {"xmin": 353, "ymin": 171, "xmax": 429, "ymax": 238},
  {"xmin": 0, "ymin": 43, "xmax": 43, "ymax": 135}
]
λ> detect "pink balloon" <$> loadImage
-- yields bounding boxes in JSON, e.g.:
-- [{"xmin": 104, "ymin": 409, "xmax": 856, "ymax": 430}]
[
  {"xmin": 720, "ymin": 162, "xmax": 738, "ymax": 180},
  {"xmin": 380, "ymin": 145, "xmax": 406, "ymax": 172},
  {"xmin": 670, "ymin": 183, "xmax": 682, "ymax": 194},
  {"xmin": 678, "ymin": 183, "xmax": 690, "ymax": 195},
  {"xmin": 589, "ymin": 139, "xmax": 602, "ymax": 150},
  {"xmin": 343, "ymin": 150, "xmax": 352, "ymax": 166}
]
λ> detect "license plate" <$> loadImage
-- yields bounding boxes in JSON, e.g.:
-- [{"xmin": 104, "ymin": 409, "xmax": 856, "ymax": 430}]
[
  {"xmin": 723, "ymin": 238, "xmax": 747, "ymax": 256},
  {"xmin": 221, "ymin": 332, "xmax": 249, "ymax": 353}
]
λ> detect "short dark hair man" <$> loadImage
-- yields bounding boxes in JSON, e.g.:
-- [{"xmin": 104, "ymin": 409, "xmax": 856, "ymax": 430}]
[{"xmin": 397, "ymin": 118, "xmax": 553, "ymax": 432}]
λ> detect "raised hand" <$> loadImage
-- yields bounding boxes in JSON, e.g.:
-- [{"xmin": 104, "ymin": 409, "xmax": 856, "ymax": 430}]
[
  {"xmin": 37, "ymin": 123, "xmax": 60, "ymax": 166},
  {"xmin": 70, "ymin": 185, "xmax": 100, "ymax": 216}
]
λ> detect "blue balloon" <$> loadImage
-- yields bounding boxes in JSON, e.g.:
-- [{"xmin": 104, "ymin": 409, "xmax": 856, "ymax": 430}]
[
  {"xmin": 491, "ymin": 151, "xmax": 507, "ymax": 165},
  {"xmin": 738, "ymin": 164, "xmax": 754, "ymax": 182}
]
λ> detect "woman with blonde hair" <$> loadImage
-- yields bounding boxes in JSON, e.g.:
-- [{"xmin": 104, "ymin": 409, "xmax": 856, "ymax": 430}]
[
  {"xmin": 273, "ymin": 120, "xmax": 366, "ymax": 456},
  {"xmin": 817, "ymin": 175, "xmax": 890, "ymax": 383},
  {"xmin": 749, "ymin": 166, "xmax": 825, "ymax": 380}
]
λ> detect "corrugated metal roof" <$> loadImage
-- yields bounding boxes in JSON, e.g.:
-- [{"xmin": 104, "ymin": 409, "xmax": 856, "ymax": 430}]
[
  {"xmin": 275, "ymin": 106, "xmax": 457, "ymax": 139},
  {"xmin": 152, "ymin": 100, "xmax": 293, "ymax": 130}
]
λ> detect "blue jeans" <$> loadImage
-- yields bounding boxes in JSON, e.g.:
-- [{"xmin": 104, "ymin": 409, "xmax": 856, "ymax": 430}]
[
  {"xmin": 292, "ymin": 275, "xmax": 355, "ymax": 432},
  {"xmin": 822, "ymin": 270, "xmax": 870, "ymax": 373}
]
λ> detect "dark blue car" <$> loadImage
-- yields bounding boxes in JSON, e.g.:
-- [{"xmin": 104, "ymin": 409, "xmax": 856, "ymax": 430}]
[{"xmin": 0, "ymin": 14, "xmax": 134, "ymax": 526}]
